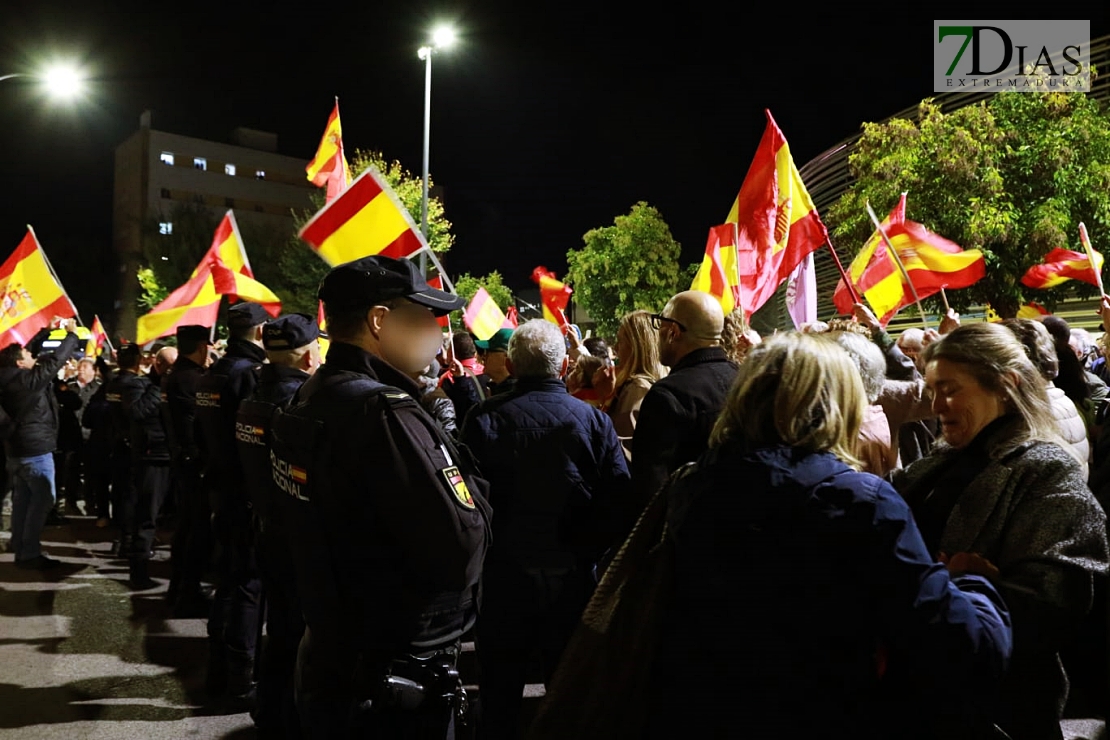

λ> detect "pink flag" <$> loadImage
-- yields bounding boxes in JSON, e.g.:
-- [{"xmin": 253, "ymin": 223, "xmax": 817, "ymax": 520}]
[{"xmin": 785, "ymin": 252, "xmax": 817, "ymax": 330}]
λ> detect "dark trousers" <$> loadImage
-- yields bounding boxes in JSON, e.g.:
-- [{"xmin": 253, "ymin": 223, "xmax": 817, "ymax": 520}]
[
  {"xmin": 129, "ymin": 462, "xmax": 169, "ymax": 559},
  {"xmin": 109, "ymin": 448, "xmax": 131, "ymax": 531},
  {"xmin": 85, "ymin": 442, "xmax": 112, "ymax": 519},
  {"xmin": 169, "ymin": 462, "xmax": 211, "ymax": 597},
  {"xmin": 256, "ymin": 524, "xmax": 305, "ymax": 737},
  {"xmin": 476, "ymin": 567, "xmax": 590, "ymax": 740},
  {"xmin": 54, "ymin": 448, "xmax": 82, "ymax": 506},
  {"xmin": 208, "ymin": 502, "xmax": 262, "ymax": 655}
]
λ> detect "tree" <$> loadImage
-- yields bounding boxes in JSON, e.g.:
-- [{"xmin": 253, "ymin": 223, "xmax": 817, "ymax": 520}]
[
  {"xmin": 567, "ymin": 202, "xmax": 684, "ymax": 337},
  {"xmin": 450, "ymin": 271, "xmax": 515, "ymax": 331},
  {"xmin": 829, "ymin": 88, "xmax": 1110, "ymax": 318}
]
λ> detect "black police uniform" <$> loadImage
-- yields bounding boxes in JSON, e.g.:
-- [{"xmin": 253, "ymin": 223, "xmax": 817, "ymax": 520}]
[
  {"xmin": 162, "ymin": 353, "xmax": 211, "ymax": 611},
  {"xmin": 238, "ymin": 359, "xmax": 313, "ymax": 738},
  {"xmin": 125, "ymin": 369, "xmax": 171, "ymax": 586},
  {"xmin": 270, "ymin": 341, "xmax": 492, "ymax": 739},
  {"xmin": 194, "ymin": 335, "xmax": 266, "ymax": 697},
  {"xmin": 104, "ymin": 369, "xmax": 146, "ymax": 555}
]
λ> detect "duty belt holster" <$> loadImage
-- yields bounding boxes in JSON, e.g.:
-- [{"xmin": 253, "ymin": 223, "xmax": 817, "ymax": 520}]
[{"xmin": 356, "ymin": 649, "xmax": 469, "ymax": 725}]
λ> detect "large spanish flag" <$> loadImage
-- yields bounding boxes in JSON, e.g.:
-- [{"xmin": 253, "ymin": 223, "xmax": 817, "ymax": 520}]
[
  {"xmin": 1021, "ymin": 248, "xmax": 1104, "ymax": 290},
  {"xmin": 137, "ymin": 212, "xmax": 281, "ymax": 345},
  {"xmin": 305, "ymin": 99, "xmax": 352, "ymax": 204},
  {"xmin": 726, "ymin": 110, "xmax": 829, "ymax": 318},
  {"xmin": 299, "ymin": 167, "xmax": 426, "ymax": 266},
  {"xmin": 0, "ymin": 227, "xmax": 78, "ymax": 347},
  {"xmin": 833, "ymin": 194, "xmax": 906, "ymax": 316},
  {"xmin": 690, "ymin": 224, "xmax": 741, "ymax": 315}
]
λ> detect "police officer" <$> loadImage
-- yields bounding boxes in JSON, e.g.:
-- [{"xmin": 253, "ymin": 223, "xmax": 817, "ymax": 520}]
[
  {"xmin": 124, "ymin": 346, "xmax": 172, "ymax": 589},
  {"xmin": 269, "ymin": 256, "xmax": 492, "ymax": 739},
  {"xmin": 195, "ymin": 301, "xmax": 271, "ymax": 702},
  {"xmin": 103, "ymin": 345, "xmax": 146, "ymax": 559},
  {"xmin": 162, "ymin": 324, "xmax": 213, "ymax": 617},
  {"xmin": 237, "ymin": 313, "xmax": 321, "ymax": 738}
]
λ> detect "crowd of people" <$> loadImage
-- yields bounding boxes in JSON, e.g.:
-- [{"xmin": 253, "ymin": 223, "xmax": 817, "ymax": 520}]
[{"xmin": 3, "ymin": 256, "xmax": 1110, "ymax": 739}]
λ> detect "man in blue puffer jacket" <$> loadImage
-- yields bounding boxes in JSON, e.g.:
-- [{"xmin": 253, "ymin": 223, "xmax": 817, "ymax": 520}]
[{"xmin": 461, "ymin": 318, "xmax": 630, "ymax": 740}]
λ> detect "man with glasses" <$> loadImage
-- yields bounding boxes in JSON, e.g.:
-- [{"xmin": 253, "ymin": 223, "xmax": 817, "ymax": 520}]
[
  {"xmin": 630, "ymin": 291, "xmax": 737, "ymax": 523},
  {"xmin": 269, "ymin": 255, "xmax": 491, "ymax": 738}
]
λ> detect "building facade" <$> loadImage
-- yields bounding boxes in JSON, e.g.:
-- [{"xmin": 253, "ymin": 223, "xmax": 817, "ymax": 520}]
[{"xmin": 112, "ymin": 111, "xmax": 316, "ymax": 337}]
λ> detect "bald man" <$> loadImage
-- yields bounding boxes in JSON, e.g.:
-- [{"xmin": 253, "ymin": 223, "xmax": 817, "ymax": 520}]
[{"xmin": 629, "ymin": 291, "xmax": 738, "ymax": 519}]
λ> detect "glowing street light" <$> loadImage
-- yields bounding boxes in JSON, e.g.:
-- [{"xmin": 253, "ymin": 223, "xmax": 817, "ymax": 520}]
[
  {"xmin": 0, "ymin": 62, "xmax": 86, "ymax": 100},
  {"xmin": 417, "ymin": 25, "xmax": 458, "ymax": 270}
]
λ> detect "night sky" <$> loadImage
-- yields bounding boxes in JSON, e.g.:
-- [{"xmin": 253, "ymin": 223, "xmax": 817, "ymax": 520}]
[{"xmin": 2, "ymin": 5, "xmax": 1105, "ymax": 324}]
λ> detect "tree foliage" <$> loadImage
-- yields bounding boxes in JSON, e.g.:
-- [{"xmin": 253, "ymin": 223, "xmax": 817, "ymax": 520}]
[
  {"xmin": 829, "ymin": 89, "xmax": 1110, "ymax": 318},
  {"xmin": 450, "ymin": 271, "xmax": 515, "ymax": 331},
  {"xmin": 567, "ymin": 202, "xmax": 684, "ymax": 337}
]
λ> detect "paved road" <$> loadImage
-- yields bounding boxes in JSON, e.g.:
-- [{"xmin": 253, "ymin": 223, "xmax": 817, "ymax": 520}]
[{"xmin": 0, "ymin": 514, "xmax": 255, "ymax": 739}]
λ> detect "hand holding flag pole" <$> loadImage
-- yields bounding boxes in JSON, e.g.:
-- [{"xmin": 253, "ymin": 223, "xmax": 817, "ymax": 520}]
[
  {"xmin": 865, "ymin": 201, "xmax": 930, "ymax": 329},
  {"xmin": 1080, "ymin": 223, "xmax": 1105, "ymax": 295}
]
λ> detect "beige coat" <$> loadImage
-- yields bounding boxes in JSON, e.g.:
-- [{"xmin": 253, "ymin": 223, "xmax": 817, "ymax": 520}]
[
  {"xmin": 1046, "ymin": 383, "xmax": 1090, "ymax": 479},
  {"xmin": 607, "ymin": 375, "xmax": 654, "ymax": 461}
]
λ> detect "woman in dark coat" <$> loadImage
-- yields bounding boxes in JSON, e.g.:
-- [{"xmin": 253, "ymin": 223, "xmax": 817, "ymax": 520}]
[
  {"xmin": 649, "ymin": 332, "xmax": 1013, "ymax": 740},
  {"xmin": 895, "ymin": 322, "xmax": 1109, "ymax": 740}
]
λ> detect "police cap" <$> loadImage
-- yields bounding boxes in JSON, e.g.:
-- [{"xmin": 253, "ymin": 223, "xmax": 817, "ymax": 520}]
[
  {"xmin": 263, "ymin": 314, "xmax": 321, "ymax": 350},
  {"xmin": 317, "ymin": 256, "xmax": 465, "ymax": 317},
  {"xmin": 176, "ymin": 324, "xmax": 212, "ymax": 344},
  {"xmin": 227, "ymin": 302, "xmax": 271, "ymax": 328}
]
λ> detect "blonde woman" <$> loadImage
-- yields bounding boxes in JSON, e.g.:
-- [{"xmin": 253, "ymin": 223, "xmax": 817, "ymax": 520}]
[
  {"xmin": 647, "ymin": 332, "xmax": 1012, "ymax": 739},
  {"xmin": 590, "ymin": 310, "xmax": 666, "ymax": 460}
]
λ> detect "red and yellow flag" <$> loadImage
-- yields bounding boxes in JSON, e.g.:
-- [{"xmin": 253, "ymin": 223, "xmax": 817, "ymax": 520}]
[
  {"xmin": 690, "ymin": 224, "xmax": 741, "ymax": 314},
  {"xmin": 86, "ymin": 314, "xmax": 107, "ymax": 357},
  {"xmin": 531, "ymin": 267, "xmax": 571, "ymax": 328},
  {"xmin": 726, "ymin": 110, "xmax": 829, "ymax": 318},
  {"xmin": 0, "ymin": 227, "xmax": 78, "ymax": 347},
  {"xmin": 833, "ymin": 194, "xmax": 906, "ymax": 315},
  {"xmin": 299, "ymin": 168, "xmax": 426, "ymax": 267},
  {"xmin": 1021, "ymin": 248, "xmax": 1104, "ymax": 290},
  {"xmin": 463, "ymin": 287, "xmax": 508, "ymax": 341},
  {"xmin": 316, "ymin": 300, "xmax": 330, "ymax": 361},
  {"xmin": 306, "ymin": 100, "xmax": 352, "ymax": 203},
  {"xmin": 137, "ymin": 212, "xmax": 281, "ymax": 345}
]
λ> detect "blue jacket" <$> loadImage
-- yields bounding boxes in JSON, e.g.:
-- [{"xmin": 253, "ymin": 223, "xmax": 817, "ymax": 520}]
[
  {"xmin": 649, "ymin": 444, "xmax": 1013, "ymax": 739},
  {"xmin": 461, "ymin": 377, "xmax": 630, "ymax": 570}
]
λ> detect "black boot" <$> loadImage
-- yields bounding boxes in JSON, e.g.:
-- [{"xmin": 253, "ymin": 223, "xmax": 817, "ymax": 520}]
[
  {"xmin": 128, "ymin": 558, "xmax": 157, "ymax": 590},
  {"xmin": 225, "ymin": 648, "xmax": 257, "ymax": 709},
  {"xmin": 205, "ymin": 640, "xmax": 228, "ymax": 698}
]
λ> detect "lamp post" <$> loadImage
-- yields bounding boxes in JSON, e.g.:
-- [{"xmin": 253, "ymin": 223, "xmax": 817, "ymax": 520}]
[
  {"xmin": 417, "ymin": 26, "xmax": 456, "ymax": 274},
  {"xmin": 0, "ymin": 63, "xmax": 86, "ymax": 99}
]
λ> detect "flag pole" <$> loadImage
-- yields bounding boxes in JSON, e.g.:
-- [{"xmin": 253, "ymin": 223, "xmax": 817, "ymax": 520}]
[
  {"xmin": 939, "ymin": 287, "xmax": 950, "ymax": 313},
  {"xmin": 1080, "ymin": 223, "xmax": 1105, "ymax": 295},
  {"xmin": 26, "ymin": 225, "xmax": 84, "ymax": 326},
  {"xmin": 825, "ymin": 235, "xmax": 860, "ymax": 306},
  {"xmin": 865, "ymin": 202, "xmax": 929, "ymax": 329},
  {"xmin": 731, "ymin": 221, "xmax": 749, "ymax": 332}
]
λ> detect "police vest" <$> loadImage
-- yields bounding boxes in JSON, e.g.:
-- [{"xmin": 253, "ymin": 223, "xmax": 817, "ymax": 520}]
[
  {"xmin": 236, "ymin": 397, "xmax": 284, "ymax": 522},
  {"xmin": 195, "ymin": 357, "xmax": 261, "ymax": 480}
]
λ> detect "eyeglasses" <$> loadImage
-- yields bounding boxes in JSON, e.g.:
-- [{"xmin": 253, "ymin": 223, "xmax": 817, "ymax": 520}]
[{"xmin": 650, "ymin": 313, "xmax": 687, "ymax": 332}]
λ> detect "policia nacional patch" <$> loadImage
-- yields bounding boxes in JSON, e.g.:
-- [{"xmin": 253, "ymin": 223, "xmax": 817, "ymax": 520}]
[{"xmin": 441, "ymin": 466, "xmax": 475, "ymax": 509}]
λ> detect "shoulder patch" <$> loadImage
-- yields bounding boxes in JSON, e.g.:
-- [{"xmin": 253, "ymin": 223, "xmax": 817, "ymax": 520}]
[{"xmin": 441, "ymin": 465, "xmax": 475, "ymax": 509}]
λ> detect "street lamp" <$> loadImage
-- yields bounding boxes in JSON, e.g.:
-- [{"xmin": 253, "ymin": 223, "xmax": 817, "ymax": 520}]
[
  {"xmin": 417, "ymin": 25, "xmax": 457, "ymax": 272},
  {"xmin": 0, "ymin": 62, "xmax": 86, "ymax": 100}
]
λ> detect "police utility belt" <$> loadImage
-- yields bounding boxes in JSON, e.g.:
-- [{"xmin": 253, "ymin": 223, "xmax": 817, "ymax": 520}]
[{"xmin": 357, "ymin": 649, "xmax": 468, "ymax": 718}]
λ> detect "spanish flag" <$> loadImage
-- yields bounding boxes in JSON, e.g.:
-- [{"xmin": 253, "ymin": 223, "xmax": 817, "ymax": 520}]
[
  {"xmin": 305, "ymin": 99, "xmax": 352, "ymax": 204},
  {"xmin": 531, "ymin": 267, "xmax": 571, "ymax": 328},
  {"xmin": 299, "ymin": 168, "xmax": 426, "ymax": 266},
  {"xmin": 833, "ymin": 195, "xmax": 906, "ymax": 316},
  {"xmin": 137, "ymin": 212, "xmax": 281, "ymax": 345},
  {"xmin": 726, "ymin": 110, "xmax": 829, "ymax": 318},
  {"xmin": 86, "ymin": 314, "xmax": 107, "ymax": 357},
  {"xmin": 1021, "ymin": 248, "xmax": 1104, "ymax": 290},
  {"xmin": 463, "ymin": 288, "xmax": 508, "ymax": 341},
  {"xmin": 690, "ymin": 224, "xmax": 741, "ymax": 315},
  {"xmin": 0, "ymin": 227, "xmax": 78, "ymax": 347}
]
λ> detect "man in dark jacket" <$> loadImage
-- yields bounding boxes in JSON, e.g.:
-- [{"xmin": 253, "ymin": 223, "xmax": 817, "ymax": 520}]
[
  {"xmin": 630, "ymin": 291, "xmax": 737, "ymax": 520},
  {"xmin": 162, "ymin": 324, "xmax": 213, "ymax": 615},
  {"xmin": 461, "ymin": 318, "xmax": 629, "ymax": 740},
  {"xmin": 195, "ymin": 302, "xmax": 271, "ymax": 702},
  {"xmin": 0, "ymin": 318, "xmax": 80, "ymax": 569}
]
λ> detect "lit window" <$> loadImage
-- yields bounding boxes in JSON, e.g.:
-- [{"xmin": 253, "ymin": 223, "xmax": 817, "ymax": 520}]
[
  {"xmin": 255, "ymin": 170, "xmax": 265, "ymax": 180},
  {"xmin": 159, "ymin": 222, "xmax": 173, "ymax": 235},
  {"xmin": 194, "ymin": 157, "xmax": 207, "ymax": 170},
  {"xmin": 224, "ymin": 163, "xmax": 236, "ymax": 176},
  {"xmin": 160, "ymin": 152, "xmax": 174, "ymax": 165}
]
